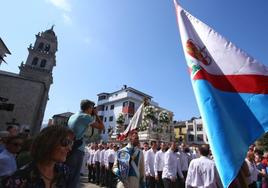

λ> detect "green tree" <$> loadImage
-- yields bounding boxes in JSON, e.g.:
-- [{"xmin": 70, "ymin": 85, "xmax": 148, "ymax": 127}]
[{"xmin": 256, "ymin": 132, "xmax": 268, "ymax": 152}]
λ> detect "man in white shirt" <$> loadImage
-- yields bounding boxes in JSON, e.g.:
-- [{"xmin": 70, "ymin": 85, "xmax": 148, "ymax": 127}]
[
  {"xmin": 142, "ymin": 142, "xmax": 149, "ymax": 187},
  {"xmin": 0, "ymin": 136, "xmax": 23, "ymax": 177},
  {"xmin": 162, "ymin": 141, "xmax": 184, "ymax": 188},
  {"xmin": 87, "ymin": 144, "xmax": 95, "ymax": 182},
  {"xmin": 145, "ymin": 140, "xmax": 157, "ymax": 188},
  {"xmin": 191, "ymin": 147, "xmax": 200, "ymax": 159},
  {"xmin": 93, "ymin": 144, "xmax": 101, "ymax": 184},
  {"xmin": 185, "ymin": 144, "xmax": 223, "ymax": 188},
  {"xmin": 154, "ymin": 142, "xmax": 166, "ymax": 188},
  {"xmin": 90, "ymin": 144, "xmax": 98, "ymax": 183},
  {"xmin": 107, "ymin": 144, "xmax": 117, "ymax": 188},
  {"xmin": 81, "ymin": 144, "xmax": 90, "ymax": 175},
  {"xmin": 92, "ymin": 144, "xmax": 101, "ymax": 183},
  {"xmin": 104, "ymin": 143, "xmax": 111, "ymax": 186},
  {"xmin": 245, "ymin": 150, "xmax": 258, "ymax": 188},
  {"xmin": 100, "ymin": 143, "xmax": 107, "ymax": 186},
  {"xmin": 143, "ymin": 142, "xmax": 149, "ymax": 158},
  {"xmin": 177, "ymin": 144, "xmax": 192, "ymax": 187}
]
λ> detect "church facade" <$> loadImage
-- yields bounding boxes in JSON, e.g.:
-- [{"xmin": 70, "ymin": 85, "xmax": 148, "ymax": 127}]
[{"xmin": 0, "ymin": 27, "xmax": 57, "ymax": 134}]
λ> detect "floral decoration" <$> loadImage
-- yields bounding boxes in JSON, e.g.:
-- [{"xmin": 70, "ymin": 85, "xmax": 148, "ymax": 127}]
[
  {"xmin": 158, "ymin": 110, "xmax": 171, "ymax": 124},
  {"xmin": 116, "ymin": 113, "xmax": 125, "ymax": 124}
]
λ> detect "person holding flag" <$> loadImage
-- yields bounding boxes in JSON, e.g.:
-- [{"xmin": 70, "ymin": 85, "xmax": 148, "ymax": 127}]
[{"xmin": 113, "ymin": 129, "xmax": 145, "ymax": 188}]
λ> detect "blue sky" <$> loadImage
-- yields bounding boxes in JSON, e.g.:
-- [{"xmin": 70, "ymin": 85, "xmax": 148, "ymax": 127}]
[{"xmin": 1, "ymin": 0, "xmax": 268, "ymax": 123}]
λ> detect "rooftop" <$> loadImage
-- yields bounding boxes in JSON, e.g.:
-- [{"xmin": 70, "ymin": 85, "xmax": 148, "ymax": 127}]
[
  {"xmin": 52, "ymin": 112, "xmax": 74, "ymax": 118},
  {"xmin": 98, "ymin": 85, "xmax": 152, "ymax": 99},
  {"xmin": 0, "ymin": 38, "xmax": 11, "ymax": 55}
]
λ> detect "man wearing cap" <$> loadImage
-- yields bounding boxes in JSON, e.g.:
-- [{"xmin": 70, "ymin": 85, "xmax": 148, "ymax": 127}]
[
  {"xmin": 113, "ymin": 130, "xmax": 145, "ymax": 188},
  {"xmin": 66, "ymin": 99, "xmax": 104, "ymax": 188}
]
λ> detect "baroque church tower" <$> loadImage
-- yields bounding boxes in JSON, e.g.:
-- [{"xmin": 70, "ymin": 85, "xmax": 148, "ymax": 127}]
[{"xmin": 19, "ymin": 26, "xmax": 57, "ymax": 133}]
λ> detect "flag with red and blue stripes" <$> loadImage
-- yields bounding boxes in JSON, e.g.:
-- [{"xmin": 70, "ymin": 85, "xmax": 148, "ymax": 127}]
[{"xmin": 174, "ymin": 1, "xmax": 268, "ymax": 187}]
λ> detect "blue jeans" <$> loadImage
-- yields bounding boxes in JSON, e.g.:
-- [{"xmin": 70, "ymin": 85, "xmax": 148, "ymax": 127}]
[{"xmin": 66, "ymin": 149, "xmax": 85, "ymax": 188}]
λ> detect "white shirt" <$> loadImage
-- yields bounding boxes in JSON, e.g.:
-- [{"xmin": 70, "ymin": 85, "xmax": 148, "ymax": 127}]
[
  {"xmin": 177, "ymin": 151, "xmax": 190, "ymax": 171},
  {"xmin": 154, "ymin": 150, "xmax": 165, "ymax": 176},
  {"xmin": 143, "ymin": 150, "xmax": 148, "ymax": 161},
  {"xmin": 93, "ymin": 149, "xmax": 101, "ymax": 163},
  {"xmin": 100, "ymin": 149, "xmax": 106, "ymax": 165},
  {"xmin": 107, "ymin": 149, "xmax": 116, "ymax": 164},
  {"xmin": 87, "ymin": 149, "xmax": 95, "ymax": 165},
  {"xmin": 162, "ymin": 149, "xmax": 184, "ymax": 180},
  {"xmin": 104, "ymin": 149, "xmax": 110, "ymax": 167},
  {"xmin": 186, "ymin": 156, "xmax": 223, "ymax": 188},
  {"xmin": 145, "ymin": 148, "xmax": 156, "ymax": 176},
  {"xmin": 84, "ymin": 147, "xmax": 90, "ymax": 163},
  {"xmin": 192, "ymin": 150, "xmax": 200, "ymax": 159},
  {"xmin": 0, "ymin": 149, "xmax": 17, "ymax": 176},
  {"xmin": 245, "ymin": 158, "xmax": 258, "ymax": 184}
]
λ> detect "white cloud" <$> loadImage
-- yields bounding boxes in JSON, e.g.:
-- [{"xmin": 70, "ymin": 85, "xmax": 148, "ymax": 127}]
[
  {"xmin": 47, "ymin": 0, "xmax": 71, "ymax": 12},
  {"xmin": 46, "ymin": 0, "xmax": 73, "ymax": 25},
  {"xmin": 62, "ymin": 13, "xmax": 72, "ymax": 25}
]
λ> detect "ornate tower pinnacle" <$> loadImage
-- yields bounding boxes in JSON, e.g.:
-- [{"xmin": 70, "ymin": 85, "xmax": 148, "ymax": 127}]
[{"xmin": 19, "ymin": 27, "xmax": 58, "ymax": 88}]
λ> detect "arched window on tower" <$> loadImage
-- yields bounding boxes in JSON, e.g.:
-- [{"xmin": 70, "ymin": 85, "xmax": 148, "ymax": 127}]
[
  {"xmin": 44, "ymin": 44, "xmax": 50, "ymax": 52},
  {"xmin": 32, "ymin": 57, "xmax": 39, "ymax": 65},
  {"xmin": 40, "ymin": 59, "xmax": 47, "ymax": 68},
  {"xmin": 37, "ymin": 42, "xmax": 44, "ymax": 50}
]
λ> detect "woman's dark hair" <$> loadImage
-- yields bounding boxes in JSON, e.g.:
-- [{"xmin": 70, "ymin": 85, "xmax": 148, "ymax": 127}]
[{"xmin": 31, "ymin": 125, "xmax": 73, "ymax": 162}]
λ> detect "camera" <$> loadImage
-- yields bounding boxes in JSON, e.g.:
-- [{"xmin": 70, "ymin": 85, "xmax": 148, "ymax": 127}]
[{"xmin": 91, "ymin": 107, "xmax": 97, "ymax": 116}]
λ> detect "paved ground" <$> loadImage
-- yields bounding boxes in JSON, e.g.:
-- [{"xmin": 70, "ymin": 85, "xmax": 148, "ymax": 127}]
[{"xmin": 80, "ymin": 175, "xmax": 101, "ymax": 188}]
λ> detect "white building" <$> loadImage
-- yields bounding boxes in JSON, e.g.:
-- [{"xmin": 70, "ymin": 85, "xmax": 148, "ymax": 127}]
[
  {"xmin": 97, "ymin": 85, "xmax": 158, "ymax": 141},
  {"xmin": 186, "ymin": 118, "xmax": 208, "ymax": 145}
]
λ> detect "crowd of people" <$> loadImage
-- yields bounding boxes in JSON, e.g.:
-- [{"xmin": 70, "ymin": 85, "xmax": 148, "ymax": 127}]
[
  {"xmin": 0, "ymin": 99, "xmax": 268, "ymax": 188},
  {"xmin": 0, "ymin": 125, "xmax": 73, "ymax": 188},
  {"xmin": 82, "ymin": 143, "xmax": 118, "ymax": 187},
  {"xmin": 84, "ymin": 138, "xmax": 268, "ymax": 188},
  {"xmin": 0, "ymin": 99, "xmax": 104, "ymax": 188}
]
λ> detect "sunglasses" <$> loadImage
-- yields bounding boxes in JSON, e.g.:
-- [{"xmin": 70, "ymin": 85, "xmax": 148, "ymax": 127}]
[{"xmin": 60, "ymin": 138, "xmax": 73, "ymax": 147}]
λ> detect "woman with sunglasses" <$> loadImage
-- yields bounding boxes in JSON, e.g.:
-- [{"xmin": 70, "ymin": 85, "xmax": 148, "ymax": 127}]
[{"xmin": 2, "ymin": 125, "xmax": 74, "ymax": 188}]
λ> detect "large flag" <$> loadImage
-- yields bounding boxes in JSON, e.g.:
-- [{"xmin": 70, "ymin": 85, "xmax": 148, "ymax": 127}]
[
  {"xmin": 117, "ymin": 103, "xmax": 144, "ymax": 141},
  {"xmin": 174, "ymin": 1, "xmax": 268, "ymax": 187}
]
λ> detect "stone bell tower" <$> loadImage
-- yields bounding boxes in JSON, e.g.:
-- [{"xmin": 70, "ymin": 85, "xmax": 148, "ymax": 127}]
[
  {"xmin": 19, "ymin": 26, "xmax": 57, "ymax": 86},
  {"xmin": 19, "ymin": 26, "xmax": 58, "ymax": 133}
]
